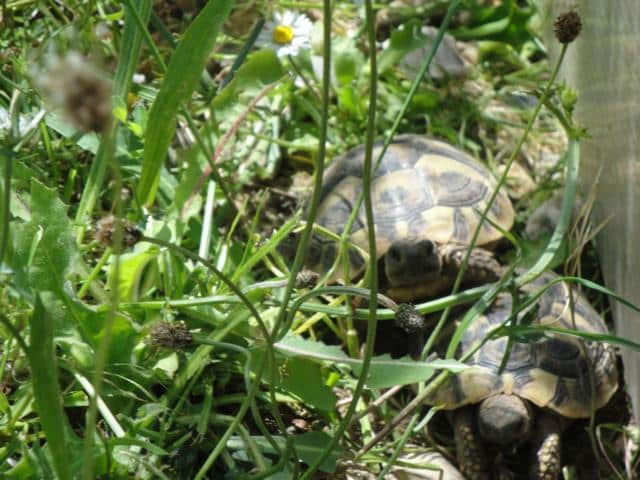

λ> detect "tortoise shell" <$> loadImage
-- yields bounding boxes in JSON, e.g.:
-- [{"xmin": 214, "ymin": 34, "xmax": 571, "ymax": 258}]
[
  {"xmin": 428, "ymin": 272, "xmax": 618, "ymax": 418},
  {"xmin": 305, "ymin": 134, "xmax": 515, "ymax": 280}
]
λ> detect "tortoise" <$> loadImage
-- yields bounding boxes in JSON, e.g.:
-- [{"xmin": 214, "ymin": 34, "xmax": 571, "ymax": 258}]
[
  {"xmin": 304, "ymin": 134, "xmax": 515, "ymax": 302},
  {"xmin": 425, "ymin": 271, "xmax": 619, "ymax": 479},
  {"xmin": 399, "ymin": 26, "xmax": 477, "ymax": 81}
]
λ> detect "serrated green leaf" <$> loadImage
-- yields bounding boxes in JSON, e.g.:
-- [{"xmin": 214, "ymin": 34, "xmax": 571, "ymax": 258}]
[
  {"xmin": 274, "ymin": 335, "xmax": 467, "ymax": 389},
  {"xmin": 11, "ymin": 180, "xmax": 76, "ymax": 294},
  {"xmin": 138, "ymin": 0, "xmax": 234, "ymax": 206},
  {"xmin": 354, "ymin": 355, "xmax": 468, "ymax": 389},
  {"xmin": 275, "ymin": 334, "xmax": 350, "ymax": 362},
  {"xmin": 212, "ymin": 49, "xmax": 284, "ymax": 111},
  {"xmin": 276, "ymin": 357, "xmax": 336, "ymax": 412}
]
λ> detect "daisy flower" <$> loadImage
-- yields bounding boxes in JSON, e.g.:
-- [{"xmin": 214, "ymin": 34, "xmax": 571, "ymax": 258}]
[{"xmin": 258, "ymin": 10, "xmax": 313, "ymax": 58}]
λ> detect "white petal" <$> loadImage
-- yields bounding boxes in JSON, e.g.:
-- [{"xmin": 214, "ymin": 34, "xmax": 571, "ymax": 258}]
[
  {"xmin": 276, "ymin": 45, "xmax": 292, "ymax": 57},
  {"xmin": 291, "ymin": 37, "xmax": 309, "ymax": 49},
  {"xmin": 281, "ymin": 11, "xmax": 295, "ymax": 26},
  {"xmin": 293, "ymin": 15, "xmax": 312, "ymax": 32}
]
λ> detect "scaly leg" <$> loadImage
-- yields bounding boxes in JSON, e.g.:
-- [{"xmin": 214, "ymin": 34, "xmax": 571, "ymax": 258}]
[
  {"xmin": 451, "ymin": 407, "xmax": 490, "ymax": 480},
  {"xmin": 530, "ymin": 412, "xmax": 562, "ymax": 480},
  {"xmin": 440, "ymin": 244, "xmax": 504, "ymax": 285}
]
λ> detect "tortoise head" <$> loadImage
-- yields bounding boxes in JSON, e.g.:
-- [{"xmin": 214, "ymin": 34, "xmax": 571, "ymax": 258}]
[
  {"xmin": 383, "ymin": 238, "xmax": 442, "ymax": 289},
  {"xmin": 477, "ymin": 394, "xmax": 533, "ymax": 446}
]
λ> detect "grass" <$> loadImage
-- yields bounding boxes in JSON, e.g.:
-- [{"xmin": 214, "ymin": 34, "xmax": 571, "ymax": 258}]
[{"xmin": 0, "ymin": 0, "xmax": 639, "ymax": 478}]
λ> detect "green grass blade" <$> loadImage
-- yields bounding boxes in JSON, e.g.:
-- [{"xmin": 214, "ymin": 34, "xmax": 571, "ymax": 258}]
[
  {"xmin": 29, "ymin": 295, "xmax": 72, "ymax": 480},
  {"xmin": 518, "ymin": 136, "xmax": 579, "ymax": 285},
  {"xmin": 74, "ymin": 0, "xmax": 152, "ymax": 239},
  {"xmin": 498, "ymin": 324, "xmax": 640, "ymax": 352},
  {"xmin": 137, "ymin": 0, "xmax": 234, "ymax": 207},
  {"xmin": 230, "ymin": 216, "xmax": 298, "ymax": 283},
  {"xmin": 0, "ymin": 148, "xmax": 13, "ymax": 262},
  {"xmin": 114, "ymin": 0, "xmax": 153, "ymax": 101}
]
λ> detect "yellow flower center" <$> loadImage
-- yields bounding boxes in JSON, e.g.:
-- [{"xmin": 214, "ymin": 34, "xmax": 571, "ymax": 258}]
[{"xmin": 273, "ymin": 25, "xmax": 294, "ymax": 45}]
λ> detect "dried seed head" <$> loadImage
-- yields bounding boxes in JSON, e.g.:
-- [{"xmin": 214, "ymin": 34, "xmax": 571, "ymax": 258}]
[
  {"xmin": 295, "ymin": 269, "xmax": 320, "ymax": 289},
  {"xmin": 554, "ymin": 10, "xmax": 582, "ymax": 44},
  {"xmin": 395, "ymin": 303, "xmax": 425, "ymax": 334},
  {"xmin": 147, "ymin": 321, "xmax": 193, "ymax": 350},
  {"xmin": 94, "ymin": 214, "xmax": 142, "ymax": 250},
  {"xmin": 35, "ymin": 51, "xmax": 113, "ymax": 133}
]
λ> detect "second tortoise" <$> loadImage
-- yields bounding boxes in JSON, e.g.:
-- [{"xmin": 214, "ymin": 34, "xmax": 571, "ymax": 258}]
[{"xmin": 425, "ymin": 272, "xmax": 618, "ymax": 479}]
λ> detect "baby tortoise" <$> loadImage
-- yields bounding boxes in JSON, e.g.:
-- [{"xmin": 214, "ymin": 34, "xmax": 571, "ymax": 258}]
[
  {"xmin": 426, "ymin": 272, "xmax": 618, "ymax": 479},
  {"xmin": 305, "ymin": 134, "xmax": 515, "ymax": 302}
]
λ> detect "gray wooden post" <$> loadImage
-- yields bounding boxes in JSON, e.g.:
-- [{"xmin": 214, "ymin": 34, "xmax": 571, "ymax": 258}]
[{"xmin": 542, "ymin": 0, "xmax": 640, "ymax": 417}]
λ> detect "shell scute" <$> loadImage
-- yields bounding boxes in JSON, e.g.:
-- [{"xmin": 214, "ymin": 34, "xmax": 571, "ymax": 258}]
[
  {"xmin": 310, "ymin": 134, "xmax": 515, "ymax": 280},
  {"xmin": 428, "ymin": 272, "xmax": 618, "ymax": 417}
]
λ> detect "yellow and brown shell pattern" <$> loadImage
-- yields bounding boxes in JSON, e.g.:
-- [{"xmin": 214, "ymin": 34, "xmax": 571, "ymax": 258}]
[
  {"xmin": 306, "ymin": 135, "xmax": 515, "ymax": 281},
  {"xmin": 427, "ymin": 272, "xmax": 618, "ymax": 418}
]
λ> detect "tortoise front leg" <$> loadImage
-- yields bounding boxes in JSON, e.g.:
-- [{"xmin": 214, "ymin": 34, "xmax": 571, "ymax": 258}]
[
  {"xmin": 451, "ymin": 407, "xmax": 489, "ymax": 480},
  {"xmin": 530, "ymin": 412, "xmax": 562, "ymax": 480},
  {"xmin": 439, "ymin": 244, "xmax": 504, "ymax": 285}
]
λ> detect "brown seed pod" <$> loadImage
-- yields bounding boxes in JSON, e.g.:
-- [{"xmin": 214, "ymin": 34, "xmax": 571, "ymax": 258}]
[
  {"xmin": 295, "ymin": 269, "xmax": 320, "ymax": 289},
  {"xmin": 395, "ymin": 303, "xmax": 424, "ymax": 334},
  {"xmin": 147, "ymin": 321, "xmax": 193, "ymax": 350},
  {"xmin": 554, "ymin": 10, "xmax": 582, "ymax": 44},
  {"xmin": 94, "ymin": 214, "xmax": 142, "ymax": 250}
]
